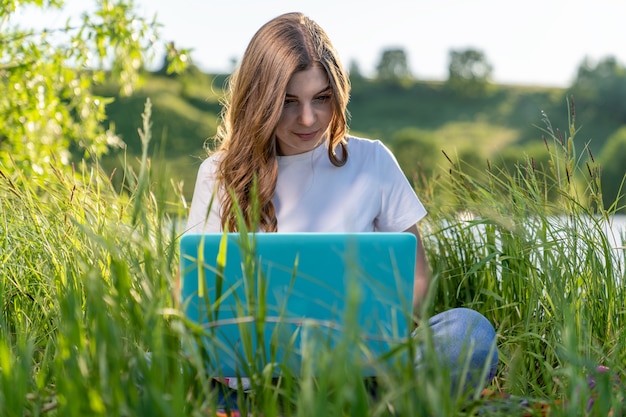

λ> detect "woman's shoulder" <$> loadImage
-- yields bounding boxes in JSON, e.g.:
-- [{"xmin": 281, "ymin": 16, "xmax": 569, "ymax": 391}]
[
  {"xmin": 346, "ymin": 135, "xmax": 395, "ymax": 160},
  {"xmin": 346, "ymin": 135, "xmax": 385, "ymax": 149},
  {"xmin": 196, "ymin": 151, "xmax": 223, "ymax": 174}
]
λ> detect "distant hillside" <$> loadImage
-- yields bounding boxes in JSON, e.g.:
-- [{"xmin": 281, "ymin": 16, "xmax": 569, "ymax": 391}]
[{"xmin": 95, "ymin": 70, "xmax": 622, "ymax": 203}]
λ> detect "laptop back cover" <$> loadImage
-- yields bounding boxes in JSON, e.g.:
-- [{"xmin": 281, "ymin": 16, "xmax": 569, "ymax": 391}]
[{"xmin": 179, "ymin": 232, "xmax": 416, "ymax": 377}]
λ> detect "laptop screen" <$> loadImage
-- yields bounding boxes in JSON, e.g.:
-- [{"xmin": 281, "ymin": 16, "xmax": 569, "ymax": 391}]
[{"xmin": 179, "ymin": 232, "xmax": 416, "ymax": 377}]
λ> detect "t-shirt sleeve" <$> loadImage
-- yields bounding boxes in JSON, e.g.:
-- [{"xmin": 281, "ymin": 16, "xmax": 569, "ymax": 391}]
[
  {"xmin": 374, "ymin": 141, "xmax": 427, "ymax": 232},
  {"xmin": 185, "ymin": 156, "xmax": 223, "ymax": 234}
]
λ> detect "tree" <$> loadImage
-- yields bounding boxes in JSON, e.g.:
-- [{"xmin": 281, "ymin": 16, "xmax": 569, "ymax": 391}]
[
  {"xmin": 348, "ymin": 59, "xmax": 364, "ymax": 79},
  {"xmin": 571, "ymin": 56, "xmax": 626, "ymax": 125},
  {"xmin": 157, "ymin": 42, "xmax": 194, "ymax": 76},
  {"xmin": 447, "ymin": 48, "xmax": 492, "ymax": 96},
  {"xmin": 0, "ymin": 1, "xmax": 189, "ymax": 174},
  {"xmin": 376, "ymin": 48, "xmax": 412, "ymax": 83}
]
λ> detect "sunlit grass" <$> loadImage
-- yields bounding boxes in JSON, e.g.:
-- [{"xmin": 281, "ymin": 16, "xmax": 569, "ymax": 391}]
[{"xmin": 0, "ymin": 98, "xmax": 624, "ymax": 416}]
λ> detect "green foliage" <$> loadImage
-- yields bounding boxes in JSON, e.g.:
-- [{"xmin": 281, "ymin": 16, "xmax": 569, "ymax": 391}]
[
  {"xmin": 447, "ymin": 48, "xmax": 493, "ymax": 97},
  {"xmin": 92, "ymin": 69, "xmax": 626, "ymax": 213},
  {"xmin": 159, "ymin": 41, "xmax": 193, "ymax": 75},
  {"xmin": 0, "ymin": 0, "xmax": 190, "ymax": 175},
  {"xmin": 1, "ymin": 101, "xmax": 189, "ymax": 415},
  {"xmin": 571, "ymin": 56, "xmax": 626, "ymax": 125},
  {"xmin": 390, "ymin": 127, "xmax": 441, "ymax": 181},
  {"xmin": 598, "ymin": 126, "xmax": 626, "ymax": 211},
  {"xmin": 95, "ymin": 71, "xmax": 220, "ymax": 199},
  {"xmin": 1, "ymin": 5, "xmax": 626, "ymax": 413},
  {"xmin": 2, "ymin": 99, "xmax": 625, "ymax": 416},
  {"xmin": 375, "ymin": 48, "xmax": 412, "ymax": 84},
  {"xmin": 347, "ymin": 79, "xmax": 563, "ymax": 141},
  {"xmin": 419, "ymin": 106, "xmax": 625, "ymax": 407},
  {"xmin": 347, "ymin": 59, "xmax": 364, "ymax": 79}
]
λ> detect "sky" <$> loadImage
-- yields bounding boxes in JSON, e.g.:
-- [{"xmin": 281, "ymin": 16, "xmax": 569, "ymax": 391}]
[{"xmin": 12, "ymin": 0, "xmax": 626, "ymax": 87}]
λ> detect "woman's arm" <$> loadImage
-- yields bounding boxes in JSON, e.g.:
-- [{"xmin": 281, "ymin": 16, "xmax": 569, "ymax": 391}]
[{"xmin": 404, "ymin": 224, "xmax": 430, "ymax": 321}]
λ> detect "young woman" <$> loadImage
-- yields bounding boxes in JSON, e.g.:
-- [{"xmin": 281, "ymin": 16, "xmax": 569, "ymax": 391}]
[{"xmin": 186, "ymin": 11, "xmax": 497, "ymax": 390}]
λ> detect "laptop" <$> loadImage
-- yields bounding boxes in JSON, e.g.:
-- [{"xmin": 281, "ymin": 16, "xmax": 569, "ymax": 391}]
[{"xmin": 179, "ymin": 232, "xmax": 416, "ymax": 377}]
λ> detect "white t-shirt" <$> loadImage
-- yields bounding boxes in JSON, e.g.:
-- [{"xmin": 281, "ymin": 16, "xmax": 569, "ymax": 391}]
[{"xmin": 185, "ymin": 136, "xmax": 427, "ymax": 233}]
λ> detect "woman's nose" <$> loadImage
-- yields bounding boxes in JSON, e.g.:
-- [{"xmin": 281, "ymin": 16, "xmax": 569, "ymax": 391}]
[{"xmin": 298, "ymin": 103, "xmax": 315, "ymax": 126}]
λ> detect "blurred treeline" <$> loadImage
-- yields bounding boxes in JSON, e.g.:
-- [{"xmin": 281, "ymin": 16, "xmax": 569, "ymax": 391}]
[
  {"xmin": 97, "ymin": 50, "xmax": 626, "ymax": 212},
  {"xmin": 2, "ymin": 1, "xmax": 625, "ymax": 212}
]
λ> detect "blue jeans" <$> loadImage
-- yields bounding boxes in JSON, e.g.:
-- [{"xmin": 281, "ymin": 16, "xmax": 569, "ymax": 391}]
[
  {"xmin": 214, "ymin": 307, "xmax": 498, "ymax": 408},
  {"xmin": 414, "ymin": 307, "xmax": 498, "ymax": 390}
]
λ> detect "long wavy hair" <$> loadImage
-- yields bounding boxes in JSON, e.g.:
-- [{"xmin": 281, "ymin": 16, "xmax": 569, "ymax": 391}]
[{"xmin": 213, "ymin": 12, "xmax": 351, "ymax": 232}]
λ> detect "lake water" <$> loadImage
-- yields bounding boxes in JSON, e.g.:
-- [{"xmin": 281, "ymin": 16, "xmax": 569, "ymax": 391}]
[
  {"xmin": 590, "ymin": 214, "xmax": 625, "ymax": 267},
  {"xmin": 587, "ymin": 214, "xmax": 626, "ymax": 251},
  {"xmin": 613, "ymin": 214, "xmax": 626, "ymax": 237}
]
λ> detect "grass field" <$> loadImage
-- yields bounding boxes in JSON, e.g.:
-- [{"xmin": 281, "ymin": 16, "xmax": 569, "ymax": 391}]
[{"xmin": 1, "ymin": 101, "xmax": 624, "ymax": 416}]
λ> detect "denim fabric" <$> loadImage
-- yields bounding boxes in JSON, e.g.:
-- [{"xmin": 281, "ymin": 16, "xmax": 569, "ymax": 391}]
[
  {"xmin": 414, "ymin": 307, "xmax": 498, "ymax": 390},
  {"xmin": 146, "ymin": 307, "xmax": 498, "ymax": 399}
]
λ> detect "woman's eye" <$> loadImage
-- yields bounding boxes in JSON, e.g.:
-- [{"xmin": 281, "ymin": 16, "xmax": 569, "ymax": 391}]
[
  {"xmin": 314, "ymin": 95, "xmax": 331, "ymax": 102},
  {"xmin": 284, "ymin": 99, "xmax": 297, "ymax": 107}
]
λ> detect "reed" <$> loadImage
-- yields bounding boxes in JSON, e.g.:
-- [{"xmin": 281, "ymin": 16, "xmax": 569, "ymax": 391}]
[{"xmin": 0, "ymin": 98, "xmax": 623, "ymax": 416}]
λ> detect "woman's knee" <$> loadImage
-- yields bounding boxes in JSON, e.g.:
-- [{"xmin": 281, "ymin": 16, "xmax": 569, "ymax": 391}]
[
  {"xmin": 429, "ymin": 308, "xmax": 496, "ymax": 346},
  {"xmin": 417, "ymin": 307, "xmax": 498, "ymax": 383}
]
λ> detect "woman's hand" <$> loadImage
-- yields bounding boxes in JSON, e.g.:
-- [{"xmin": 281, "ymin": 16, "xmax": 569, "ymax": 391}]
[{"xmin": 404, "ymin": 224, "xmax": 430, "ymax": 323}]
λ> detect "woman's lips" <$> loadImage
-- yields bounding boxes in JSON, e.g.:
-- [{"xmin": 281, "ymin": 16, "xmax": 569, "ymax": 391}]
[{"xmin": 295, "ymin": 130, "xmax": 318, "ymax": 140}]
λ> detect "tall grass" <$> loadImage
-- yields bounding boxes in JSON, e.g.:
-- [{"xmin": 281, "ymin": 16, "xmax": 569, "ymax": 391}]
[
  {"xmin": 420, "ymin": 98, "xmax": 625, "ymax": 414},
  {"xmin": 0, "ymin": 98, "xmax": 624, "ymax": 416}
]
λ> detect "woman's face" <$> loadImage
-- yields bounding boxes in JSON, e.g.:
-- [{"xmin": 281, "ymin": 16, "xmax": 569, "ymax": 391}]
[{"xmin": 275, "ymin": 65, "xmax": 333, "ymax": 156}]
